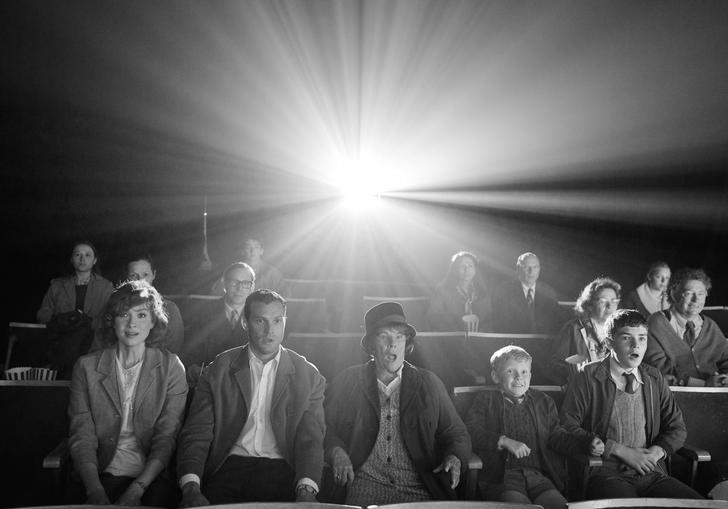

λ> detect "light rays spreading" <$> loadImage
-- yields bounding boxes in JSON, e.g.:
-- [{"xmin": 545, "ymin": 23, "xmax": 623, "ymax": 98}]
[{"xmin": 12, "ymin": 0, "xmax": 727, "ymax": 290}]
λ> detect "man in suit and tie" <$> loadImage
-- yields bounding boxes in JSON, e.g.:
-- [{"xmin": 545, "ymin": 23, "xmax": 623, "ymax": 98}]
[
  {"xmin": 181, "ymin": 262, "xmax": 255, "ymax": 381},
  {"xmin": 177, "ymin": 289, "xmax": 325, "ymax": 505},
  {"xmin": 492, "ymin": 252, "xmax": 561, "ymax": 334}
]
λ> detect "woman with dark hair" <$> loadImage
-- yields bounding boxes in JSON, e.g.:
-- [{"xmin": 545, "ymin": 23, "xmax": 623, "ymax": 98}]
[
  {"xmin": 549, "ymin": 277, "xmax": 621, "ymax": 386},
  {"xmin": 37, "ymin": 240, "xmax": 114, "ymax": 328},
  {"xmin": 37, "ymin": 241, "xmax": 115, "ymax": 378},
  {"xmin": 621, "ymin": 261, "xmax": 671, "ymax": 318},
  {"xmin": 427, "ymin": 251, "xmax": 492, "ymax": 332},
  {"xmin": 68, "ymin": 280, "xmax": 187, "ymax": 507}
]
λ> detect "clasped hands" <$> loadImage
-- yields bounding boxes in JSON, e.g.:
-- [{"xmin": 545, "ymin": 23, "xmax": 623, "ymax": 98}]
[
  {"xmin": 332, "ymin": 447, "xmax": 461, "ymax": 490},
  {"xmin": 590, "ymin": 437, "xmax": 664, "ymax": 475}
]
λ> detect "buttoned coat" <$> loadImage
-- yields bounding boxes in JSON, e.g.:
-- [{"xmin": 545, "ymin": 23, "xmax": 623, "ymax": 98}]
[
  {"xmin": 177, "ymin": 345, "xmax": 326, "ymax": 486},
  {"xmin": 37, "ymin": 273, "xmax": 114, "ymax": 329},
  {"xmin": 324, "ymin": 361, "xmax": 471, "ymax": 499},
  {"xmin": 68, "ymin": 347, "xmax": 188, "ymax": 472}
]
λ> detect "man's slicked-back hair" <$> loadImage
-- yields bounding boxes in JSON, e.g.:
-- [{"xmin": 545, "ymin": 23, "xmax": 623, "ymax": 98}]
[
  {"xmin": 606, "ymin": 309, "xmax": 647, "ymax": 339},
  {"xmin": 490, "ymin": 345, "xmax": 532, "ymax": 373},
  {"xmin": 243, "ymin": 289, "xmax": 286, "ymax": 321},
  {"xmin": 223, "ymin": 261, "xmax": 256, "ymax": 282},
  {"xmin": 516, "ymin": 252, "xmax": 538, "ymax": 268}
]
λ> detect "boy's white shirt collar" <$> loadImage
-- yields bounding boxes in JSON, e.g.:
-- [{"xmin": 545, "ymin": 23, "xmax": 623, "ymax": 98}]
[{"xmin": 609, "ymin": 355, "xmax": 644, "ymax": 385}]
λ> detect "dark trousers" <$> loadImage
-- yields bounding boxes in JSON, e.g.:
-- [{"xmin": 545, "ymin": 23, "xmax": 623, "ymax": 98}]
[
  {"xmin": 203, "ymin": 455, "xmax": 296, "ymax": 503},
  {"xmin": 588, "ymin": 466, "xmax": 703, "ymax": 500}
]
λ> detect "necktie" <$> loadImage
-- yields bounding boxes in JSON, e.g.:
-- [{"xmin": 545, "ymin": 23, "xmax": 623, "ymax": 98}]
[
  {"xmin": 623, "ymin": 372, "xmax": 637, "ymax": 394},
  {"xmin": 230, "ymin": 309, "xmax": 239, "ymax": 329},
  {"xmin": 526, "ymin": 288, "xmax": 535, "ymax": 322},
  {"xmin": 684, "ymin": 321, "xmax": 696, "ymax": 348}
]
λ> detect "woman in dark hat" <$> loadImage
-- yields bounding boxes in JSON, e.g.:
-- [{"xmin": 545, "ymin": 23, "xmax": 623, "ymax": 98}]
[{"xmin": 323, "ymin": 302, "xmax": 471, "ymax": 506}]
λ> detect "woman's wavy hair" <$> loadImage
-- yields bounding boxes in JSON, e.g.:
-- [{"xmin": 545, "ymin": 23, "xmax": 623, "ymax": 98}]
[
  {"xmin": 100, "ymin": 280, "xmax": 168, "ymax": 348},
  {"xmin": 574, "ymin": 276, "xmax": 621, "ymax": 318}
]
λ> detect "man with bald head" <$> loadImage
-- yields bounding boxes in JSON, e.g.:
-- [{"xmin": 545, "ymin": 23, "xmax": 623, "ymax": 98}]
[{"xmin": 492, "ymin": 252, "xmax": 561, "ymax": 334}]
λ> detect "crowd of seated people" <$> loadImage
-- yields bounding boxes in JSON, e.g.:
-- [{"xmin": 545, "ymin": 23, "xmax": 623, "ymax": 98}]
[{"xmin": 21, "ymin": 238, "xmax": 728, "ymax": 506}]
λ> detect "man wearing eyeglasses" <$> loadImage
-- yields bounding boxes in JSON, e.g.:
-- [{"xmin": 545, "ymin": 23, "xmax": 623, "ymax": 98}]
[
  {"xmin": 181, "ymin": 262, "xmax": 256, "ymax": 384},
  {"xmin": 644, "ymin": 267, "xmax": 728, "ymax": 387}
]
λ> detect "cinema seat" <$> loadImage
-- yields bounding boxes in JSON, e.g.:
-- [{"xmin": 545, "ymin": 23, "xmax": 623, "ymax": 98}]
[
  {"xmin": 204, "ymin": 503, "xmax": 361, "ymax": 509},
  {"xmin": 285, "ymin": 298, "xmax": 329, "ymax": 333},
  {"xmin": 366, "ymin": 501, "xmax": 544, "ymax": 509},
  {"xmin": 566, "ymin": 497, "xmax": 728, "ymax": 508}
]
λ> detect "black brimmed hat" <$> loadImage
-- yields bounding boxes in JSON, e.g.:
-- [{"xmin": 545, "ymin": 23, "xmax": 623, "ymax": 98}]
[{"xmin": 360, "ymin": 301, "xmax": 417, "ymax": 350}]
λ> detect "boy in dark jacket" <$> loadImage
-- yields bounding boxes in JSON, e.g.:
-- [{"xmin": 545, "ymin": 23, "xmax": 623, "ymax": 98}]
[
  {"xmin": 550, "ymin": 309, "xmax": 702, "ymax": 500},
  {"xmin": 466, "ymin": 346, "xmax": 568, "ymax": 509}
]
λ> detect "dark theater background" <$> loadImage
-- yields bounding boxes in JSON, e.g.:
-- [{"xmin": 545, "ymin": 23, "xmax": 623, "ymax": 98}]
[{"xmin": 2, "ymin": 0, "xmax": 728, "ymax": 505}]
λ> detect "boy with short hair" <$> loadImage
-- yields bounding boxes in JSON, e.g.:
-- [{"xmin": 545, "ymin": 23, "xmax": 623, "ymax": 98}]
[
  {"xmin": 551, "ymin": 309, "xmax": 703, "ymax": 500},
  {"xmin": 465, "ymin": 346, "xmax": 568, "ymax": 509}
]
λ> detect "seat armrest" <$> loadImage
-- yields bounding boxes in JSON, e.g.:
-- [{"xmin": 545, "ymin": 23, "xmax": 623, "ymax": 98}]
[
  {"xmin": 467, "ymin": 452, "xmax": 483, "ymax": 471},
  {"xmin": 587, "ymin": 455, "xmax": 603, "ymax": 468},
  {"xmin": 463, "ymin": 452, "xmax": 483, "ymax": 500},
  {"xmin": 677, "ymin": 444, "xmax": 711, "ymax": 463},
  {"xmin": 43, "ymin": 438, "xmax": 69, "ymax": 470}
]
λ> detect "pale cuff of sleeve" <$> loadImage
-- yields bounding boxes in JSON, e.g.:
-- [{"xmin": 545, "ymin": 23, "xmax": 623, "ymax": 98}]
[
  {"xmin": 296, "ymin": 477, "xmax": 319, "ymax": 493},
  {"xmin": 603, "ymin": 438, "xmax": 618, "ymax": 459},
  {"xmin": 179, "ymin": 473, "xmax": 201, "ymax": 489}
]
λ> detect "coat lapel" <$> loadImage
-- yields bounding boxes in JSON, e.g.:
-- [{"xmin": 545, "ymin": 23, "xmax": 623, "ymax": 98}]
[
  {"xmin": 133, "ymin": 348, "xmax": 160, "ymax": 414},
  {"xmin": 399, "ymin": 363, "xmax": 420, "ymax": 415},
  {"xmin": 97, "ymin": 349, "xmax": 122, "ymax": 415},
  {"xmin": 641, "ymin": 367, "xmax": 656, "ymax": 439},
  {"xmin": 272, "ymin": 348, "xmax": 293, "ymax": 411},
  {"xmin": 84, "ymin": 274, "xmax": 101, "ymax": 315},
  {"xmin": 232, "ymin": 346, "xmax": 252, "ymax": 413},
  {"xmin": 362, "ymin": 361, "xmax": 381, "ymax": 412},
  {"xmin": 62, "ymin": 277, "xmax": 76, "ymax": 307}
]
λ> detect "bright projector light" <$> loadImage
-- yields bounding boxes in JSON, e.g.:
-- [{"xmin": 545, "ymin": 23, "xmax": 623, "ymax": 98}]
[{"xmin": 333, "ymin": 158, "xmax": 383, "ymax": 212}]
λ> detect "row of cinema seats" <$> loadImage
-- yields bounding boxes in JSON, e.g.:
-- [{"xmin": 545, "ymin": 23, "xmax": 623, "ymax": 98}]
[
  {"xmin": 2, "ymin": 376, "xmax": 727, "ymax": 508},
  {"xmin": 6, "ymin": 502, "xmax": 728, "ymax": 509}
]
